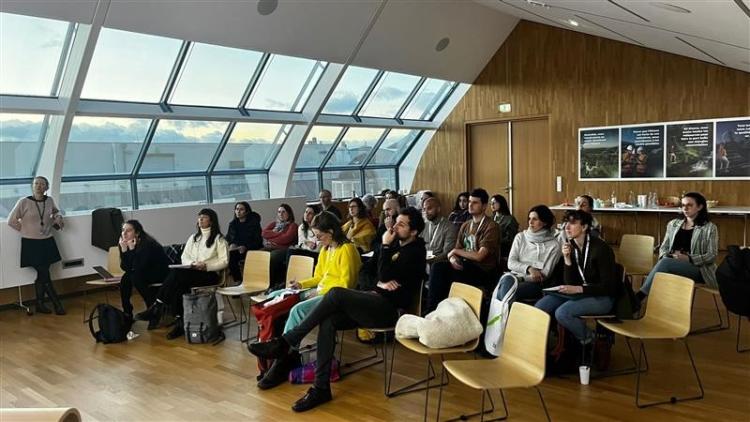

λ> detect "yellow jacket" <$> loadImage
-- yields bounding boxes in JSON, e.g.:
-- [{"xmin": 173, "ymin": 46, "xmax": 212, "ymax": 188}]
[
  {"xmin": 299, "ymin": 242, "xmax": 362, "ymax": 293},
  {"xmin": 342, "ymin": 218, "xmax": 376, "ymax": 252}
]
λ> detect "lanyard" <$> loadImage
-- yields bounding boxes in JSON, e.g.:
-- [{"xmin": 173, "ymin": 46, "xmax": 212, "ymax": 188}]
[
  {"xmin": 33, "ymin": 197, "xmax": 46, "ymax": 227},
  {"xmin": 469, "ymin": 216, "xmax": 485, "ymax": 236},
  {"xmin": 428, "ymin": 220, "xmax": 441, "ymax": 250},
  {"xmin": 573, "ymin": 234, "xmax": 590, "ymax": 285}
]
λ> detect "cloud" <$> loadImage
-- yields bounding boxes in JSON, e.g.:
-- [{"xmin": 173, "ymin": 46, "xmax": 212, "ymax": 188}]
[
  {"xmin": 0, "ymin": 119, "xmax": 43, "ymax": 142},
  {"xmin": 324, "ymin": 92, "xmax": 360, "ymax": 114}
]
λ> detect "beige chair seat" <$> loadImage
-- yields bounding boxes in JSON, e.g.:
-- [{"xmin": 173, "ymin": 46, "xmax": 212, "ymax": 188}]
[
  {"xmin": 0, "ymin": 407, "xmax": 81, "ymax": 422},
  {"xmin": 600, "ymin": 318, "xmax": 686, "ymax": 340},
  {"xmin": 443, "ymin": 356, "xmax": 542, "ymax": 390},
  {"xmin": 85, "ymin": 279, "xmax": 120, "ymax": 286},
  {"xmin": 397, "ymin": 337, "xmax": 478, "ymax": 356}
]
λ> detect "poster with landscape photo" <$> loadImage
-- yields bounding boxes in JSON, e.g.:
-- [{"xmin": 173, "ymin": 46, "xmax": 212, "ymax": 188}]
[
  {"xmin": 714, "ymin": 119, "xmax": 750, "ymax": 178},
  {"xmin": 620, "ymin": 125, "xmax": 664, "ymax": 178},
  {"xmin": 665, "ymin": 122, "xmax": 713, "ymax": 178},
  {"xmin": 579, "ymin": 128, "xmax": 619, "ymax": 179}
]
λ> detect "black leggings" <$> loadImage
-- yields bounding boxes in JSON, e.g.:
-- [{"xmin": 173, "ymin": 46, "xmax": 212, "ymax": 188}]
[
  {"xmin": 283, "ymin": 287, "xmax": 399, "ymax": 390},
  {"xmin": 156, "ymin": 268, "xmax": 219, "ymax": 317},
  {"xmin": 33, "ymin": 265, "xmax": 56, "ymax": 302}
]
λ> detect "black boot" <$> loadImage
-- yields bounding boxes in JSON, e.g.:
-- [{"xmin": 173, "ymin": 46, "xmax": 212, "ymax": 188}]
[
  {"xmin": 34, "ymin": 282, "xmax": 51, "ymax": 314},
  {"xmin": 258, "ymin": 351, "xmax": 300, "ymax": 390},
  {"xmin": 45, "ymin": 282, "xmax": 66, "ymax": 315},
  {"xmin": 291, "ymin": 386, "xmax": 332, "ymax": 412},
  {"xmin": 166, "ymin": 317, "xmax": 184, "ymax": 340},
  {"xmin": 248, "ymin": 336, "xmax": 290, "ymax": 360},
  {"xmin": 136, "ymin": 301, "xmax": 163, "ymax": 322}
]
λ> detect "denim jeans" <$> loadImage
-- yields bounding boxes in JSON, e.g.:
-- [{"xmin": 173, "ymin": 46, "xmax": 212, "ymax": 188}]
[
  {"xmin": 496, "ymin": 273, "xmax": 543, "ymax": 305},
  {"xmin": 265, "ymin": 288, "xmax": 324, "ymax": 343},
  {"xmin": 640, "ymin": 257, "xmax": 703, "ymax": 295},
  {"xmin": 535, "ymin": 294, "xmax": 614, "ymax": 342}
]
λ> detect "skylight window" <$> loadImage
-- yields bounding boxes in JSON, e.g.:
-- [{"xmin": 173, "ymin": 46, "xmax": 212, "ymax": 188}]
[
  {"xmin": 321, "ymin": 66, "xmax": 378, "ymax": 115},
  {"xmin": 245, "ymin": 55, "xmax": 325, "ymax": 112},
  {"xmin": 169, "ymin": 43, "xmax": 264, "ymax": 108},
  {"xmin": 214, "ymin": 122, "xmax": 291, "ymax": 171},
  {"xmin": 0, "ymin": 13, "xmax": 72, "ymax": 97},
  {"xmin": 296, "ymin": 126, "xmax": 344, "ymax": 169},
  {"xmin": 401, "ymin": 79, "xmax": 454, "ymax": 120},
  {"xmin": 324, "ymin": 127, "xmax": 385, "ymax": 167},
  {"xmin": 81, "ymin": 28, "xmax": 182, "ymax": 103},
  {"xmin": 358, "ymin": 72, "xmax": 420, "ymax": 118},
  {"xmin": 0, "ymin": 113, "xmax": 47, "ymax": 178},
  {"xmin": 140, "ymin": 120, "xmax": 227, "ymax": 173}
]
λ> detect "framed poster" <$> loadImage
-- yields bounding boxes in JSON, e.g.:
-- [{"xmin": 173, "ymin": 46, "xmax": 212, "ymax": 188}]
[
  {"xmin": 715, "ymin": 118, "xmax": 750, "ymax": 178},
  {"xmin": 665, "ymin": 121, "xmax": 713, "ymax": 178},
  {"xmin": 620, "ymin": 125, "xmax": 664, "ymax": 179},
  {"xmin": 579, "ymin": 128, "xmax": 619, "ymax": 180}
]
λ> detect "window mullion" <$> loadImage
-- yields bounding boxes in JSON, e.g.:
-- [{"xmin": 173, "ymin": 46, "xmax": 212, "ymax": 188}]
[
  {"xmin": 318, "ymin": 126, "xmax": 348, "ymax": 169},
  {"xmin": 352, "ymin": 70, "xmax": 384, "ymax": 117},
  {"xmin": 239, "ymin": 53, "xmax": 271, "ymax": 114},
  {"xmin": 395, "ymin": 77, "xmax": 425, "ymax": 121},
  {"xmin": 206, "ymin": 121, "xmax": 237, "ymax": 174},
  {"xmin": 160, "ymin": 40, "xmax": 192, "ymax": 109},
  {"xmin": 361, "ymin": 128, "xmax": 391, "ymax": 168},
  {"xmin": 131, "ymin": 119, "xmax": 160, "ymax": 176},
  {"xmin": 49, "ymin": 23, "xmax": 77, "ymax": 97}
]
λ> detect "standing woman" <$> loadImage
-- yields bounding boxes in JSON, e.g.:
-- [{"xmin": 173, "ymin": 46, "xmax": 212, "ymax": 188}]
[
  {"xmin": 342, "ymin": 197, "xmax": 376, "ymax": 253},
  {"xmin": 225, "ymin": 201, "xmax": 263, "ymax": 282},
  {"xmin": 637, "ymin": 192, "xmax": 718, "ymax": 301},
  {"xmin": 7, "ymin": 176, "xmax": 65, "ymax": 315},
  {"xmin": 118, "ymin": 220, "xmax": 169, "ymax": 323},
  {"xmin": 136, "ymin": 208, "xmax": 228, "ymax": 339},
  {"xmin": 490, "ymin": 194, "xmax": 519, "ymax": 258}
]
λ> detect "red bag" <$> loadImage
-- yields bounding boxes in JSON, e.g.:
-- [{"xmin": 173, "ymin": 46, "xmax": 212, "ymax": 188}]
[
  {"xmin": 251, "ymin": 293, "xmax": 300, "ymax": 379},
  {"xmin": 289, "ymin": 359, "xmax": 340, "ymax": 384}
]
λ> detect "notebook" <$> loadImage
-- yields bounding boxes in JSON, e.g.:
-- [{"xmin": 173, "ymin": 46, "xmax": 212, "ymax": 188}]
[{"xmin": 92, "ymin": 266, "xmax": 121, "ymax": 283}]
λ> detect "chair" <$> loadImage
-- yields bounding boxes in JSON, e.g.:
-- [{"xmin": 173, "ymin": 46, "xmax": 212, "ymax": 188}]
[
  {"xmin": 0, "ymin": 407, "xmax": 81, "ymax": 422},
  {"xmin": 690, "ymin": 285, "xmax": 730, "ymax": 335},
  {"xmin": 392, "ymin": 282, "xmax": 483, "ymax": 422},
  {"xmin": 737, "ymin": 315, "xmax": 750, "ymax": 353},
  {"xmin": 217, "ymin": 250, "xmax": 271, "ymax": 342},
  {"xmin": 285, "ymin": 254, "xmax": 315, "ymax": 286},
  {"xmin": 83, "ymin": 246, "xmax": 123, "ymax": 323},
  {"xmin": 436, "ymin": 302, "xmax": 552, "ymax": 422},
  {"xmin": 616, "ymin": 234, "xmax": 655, "ymax": 289},
  {"xmin": 598, "ymin": 273, "xmax": 704, "ymax": 408}
]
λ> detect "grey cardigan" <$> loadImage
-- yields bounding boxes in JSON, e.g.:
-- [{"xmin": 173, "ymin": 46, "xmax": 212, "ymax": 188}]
[{"xmin": 658, "ymin": 219, "xmax": 718, "ymax": 288}]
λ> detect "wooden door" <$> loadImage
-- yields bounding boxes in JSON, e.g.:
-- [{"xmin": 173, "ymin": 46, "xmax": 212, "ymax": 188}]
[
  {"xmin": 467, "ymin": 122, "xmax": 510, "ymax": 201},
  {"xmin": 511, "ymin": 118, "xmax": 552, "ymax": 220}
]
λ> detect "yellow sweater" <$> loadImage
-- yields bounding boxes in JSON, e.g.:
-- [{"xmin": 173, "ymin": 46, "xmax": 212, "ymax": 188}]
[
  {"xmin": 342, "ymin": 218, "xmax": 376, "ymax": 252},
  {"xmin": 299, "ymin": 243, "xmax": 362, "ymax": 293}
]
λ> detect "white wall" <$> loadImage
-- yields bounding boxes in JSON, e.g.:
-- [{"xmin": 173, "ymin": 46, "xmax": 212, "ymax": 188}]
[{"xmin": 0, "ymin": 197, "xmax": 306, "ymax": 289}]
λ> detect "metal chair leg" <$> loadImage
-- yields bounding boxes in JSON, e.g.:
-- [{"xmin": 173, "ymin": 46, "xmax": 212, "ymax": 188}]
[
  {"xmin": 738, "ymin": 315, "xmax": 750, "ymax": 353},
  {"xmin": 691, "ymin": 290, "xmax": 730, "ymax": 335},
  {"xmin": 535, "ymin": 386, "xmax": 552, "ymax": 422},
  {"xmin": 635, "ymin": 339, "xmax": 704, "ymax": 408}
]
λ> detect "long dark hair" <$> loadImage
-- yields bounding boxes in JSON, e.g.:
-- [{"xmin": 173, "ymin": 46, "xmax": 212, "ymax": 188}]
[
  {"xmin": 683, "ymin": 192, "xmax": 710, "ymax": 226},
  {"xmin": 193, "ymin": 208, "xmax": 222, "ymax": 248},
  {"xmin": 232, "ymin": 201, "xmax": 252, "ymax": 222},
  {"xmin": 491, "ymin": 194, "xmax": 511, "ymax": 216},
  {"xmin": 312, "ymin": 211, "xmax": 349, "ymax": 245},
  {"xmin": 279, "ymin": 203, "xmax": 295, "ymax": 223},
  {"xmin": 528, "ymin": 204, "xmax": 555, "ymax": 230},
  {"xmin": 302, "ymin": 204, "xmax": 321, "ymax": 237},
  {"xmin": 348, "ymin": 197, "xmax": 367, "ymax": 219},
  {"xmin": 453, "ymin": 192, "xmax": 469, "ymax": 212},
  {"xmin": 123, "ymin": 219, "xmax": 159, "ymax": 248}
]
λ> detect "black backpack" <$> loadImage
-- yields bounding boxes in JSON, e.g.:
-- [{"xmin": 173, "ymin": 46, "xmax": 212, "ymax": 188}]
[
  {"xmin": 88, "ymin": 304, "xmax": 133, "ymax": 344},
  {"xmin": 183, "ymin": 290, "xmax": 225, "ymax": 345},
  {"xmin": 717, "ymin": 245, "xmax": 750, "ymax": 317}
]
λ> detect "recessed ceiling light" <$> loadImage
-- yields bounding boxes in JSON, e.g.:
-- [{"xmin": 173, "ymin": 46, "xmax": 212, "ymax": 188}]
[
  {"xmin": 649, "ymin": 2, "xmax": 692, "ymax": 13},
  {"xmin": 525, "ymin": 0, "xmax": 550, "ymax": 8},
  {"xmin": 435, "ymin": 37, "xmax": 450, "ymax": 52},
  {"xmin": 568, "ymin": 19, "xmax": 580, "ymax": 27},
  {"xmin": 257, "ymin": 0, "xmax": 278, "ymax": 16}
]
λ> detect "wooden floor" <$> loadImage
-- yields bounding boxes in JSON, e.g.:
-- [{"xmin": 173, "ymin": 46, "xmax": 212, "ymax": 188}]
[{"xmin": 1, "ymin": 290, "xmax": 748, "ymax": 422}]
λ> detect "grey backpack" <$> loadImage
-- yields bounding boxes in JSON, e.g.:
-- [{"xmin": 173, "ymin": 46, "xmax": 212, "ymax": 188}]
[{"xmin": 182, "ymin": 289, "xmax": 225, "ymax": 345}]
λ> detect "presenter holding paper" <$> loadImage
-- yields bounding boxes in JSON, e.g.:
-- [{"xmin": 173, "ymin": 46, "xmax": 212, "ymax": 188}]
[{"xmin": 7, "ymin": 176, "xmax": 65, "ymax": 315}]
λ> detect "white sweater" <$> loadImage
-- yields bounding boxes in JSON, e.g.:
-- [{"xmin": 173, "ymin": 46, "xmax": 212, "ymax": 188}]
[{"xmin": 181, "ymin": 228, "xmax": 229, "ymax": 273}]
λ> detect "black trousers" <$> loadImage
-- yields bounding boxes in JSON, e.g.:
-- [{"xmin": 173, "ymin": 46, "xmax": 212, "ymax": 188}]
[
  {"xmin": 156, "ymin": 269, "xmax": 218, "ymax": 317},
  {"xmin": 33, "ymin": 265, "xmax": 55, "ymax": 303},
  {"xmin": 427, "ymin": 260, "xmax": 496, "ymax": 313},
  {"xmin": 283, "ymin": 287, "xmax": 398, "ymax": 390},
  {"xmin": 228, "ymin": 250, "xmax": 244, "ymax": 282},
  {"xmin": 120, "ymin": 272, "xmax": 157, "ymax": 316}
]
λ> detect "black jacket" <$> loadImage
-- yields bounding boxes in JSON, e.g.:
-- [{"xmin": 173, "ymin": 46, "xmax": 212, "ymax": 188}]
[
  {"xmin": 563, "ymin": 235, "xmax": 617, "ymax": 297},
  {"xmin": 375, "ymin": 237, "xmax": 427, "ymax": 310},
  {"xmin": 120, "ymin": 238, "xmax": 170, "ymax": 285},
  {"xmin": 226, "ymin": 213, "xmax": 263, "ymax": 250}
]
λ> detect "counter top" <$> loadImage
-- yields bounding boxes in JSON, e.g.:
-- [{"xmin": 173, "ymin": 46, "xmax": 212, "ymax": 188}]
[{"xmin": 549, "ymin": 205, "xmax": 750, "ymax": 215}]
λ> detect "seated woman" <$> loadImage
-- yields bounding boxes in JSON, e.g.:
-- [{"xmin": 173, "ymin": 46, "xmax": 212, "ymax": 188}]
[
  {"xmin": 288, "ymin": 204, "xmax": 322, "ymax": 257},
  {"xmin": 558, "ymin": 195, "xmax": 601, "ymax": 241},
  {"xmin": 118, "ymin": 220, "xmax": 169, "ymax": 323},
  {"xmin": 536, "ymin": 210, "xmax": 618, "ymax": 344},
  {"xmin": 448, "ymin": 191, "xmax": 470, "ymax": 229},
  {"xmin": 225, "ymin": 201, "xmax": 262, "ymax": 282},
  {"xmin": 342, "ymin": 197, "xmax": 376, "ymax": 253},
  {"xmin": 249, "ymin": 207, "xmax": 426, "ymax": 411},
  {"xmin": 495, "ymin": 205, "xmax": 561, "ymax": 304},
  {"xmin": 264, "ymin": 203, "xmax": 300, "ymax": 288},
  {"xmin": 254, "ymin": 211, "xmax": 361, "ymax": 389},
  {"xmin": 136, "ymin": 208, "xmax": 228, "ymax": 340},
  {"xmin": 637, "ymin": 192, "xmax": 718, "ymax": 301},
  {"xmin": 490, "ymin": 194, "xmax": 519, "ymax": 258}
]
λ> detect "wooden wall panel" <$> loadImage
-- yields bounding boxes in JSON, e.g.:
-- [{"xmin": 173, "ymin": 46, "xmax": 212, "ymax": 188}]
[{"xmin": 412, "ymin": 21, "xmax": 750, "ymax": 213}]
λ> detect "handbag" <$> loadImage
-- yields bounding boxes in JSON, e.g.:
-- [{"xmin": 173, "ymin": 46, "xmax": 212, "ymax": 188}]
[
  {"xmin": 484, "ymin": 275, "xmax": 518, "ymax": 356},
  {"xmin": 288, "ymin": 359, "xmax": 340, "ymax": 384}
]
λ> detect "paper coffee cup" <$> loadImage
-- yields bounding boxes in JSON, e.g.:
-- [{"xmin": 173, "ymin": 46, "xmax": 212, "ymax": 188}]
[{"xmin": 579, "ymin": 365, "xmax": 590, "ymax": 385}]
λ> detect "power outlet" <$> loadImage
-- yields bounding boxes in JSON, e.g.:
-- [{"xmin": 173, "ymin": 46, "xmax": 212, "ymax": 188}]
[{"xmin": 62, "ymin": 258, "xmax": 84, "ymax": 269}]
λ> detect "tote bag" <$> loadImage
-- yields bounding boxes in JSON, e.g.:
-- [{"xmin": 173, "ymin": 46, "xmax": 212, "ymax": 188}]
[{"xmin": 484, "ymin": 276, "xmax": 518, "ymax": 356}]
